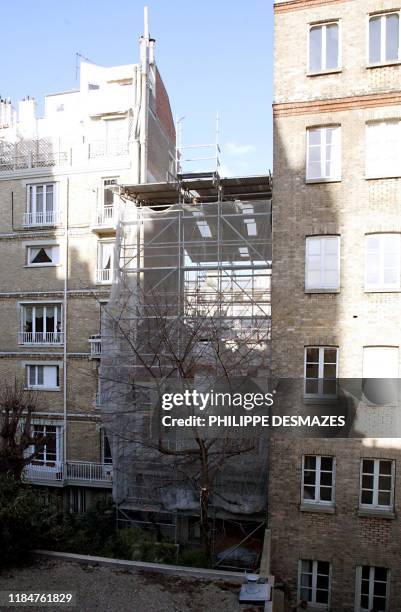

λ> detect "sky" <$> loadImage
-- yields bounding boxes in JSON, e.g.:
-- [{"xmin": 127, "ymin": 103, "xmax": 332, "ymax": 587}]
[{"xmin": 1, "ymin": 0, "xmax": 273, "ymax": 176}]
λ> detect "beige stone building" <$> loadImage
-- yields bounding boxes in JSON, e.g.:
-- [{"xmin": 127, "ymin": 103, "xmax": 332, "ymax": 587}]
[
  {"xmin": 271, "ymin": 0, "xmax": 401, "ymax": 610},
  {"xmin": 0, "ymin": 22, "xmax": 175, "ymax": 511}
]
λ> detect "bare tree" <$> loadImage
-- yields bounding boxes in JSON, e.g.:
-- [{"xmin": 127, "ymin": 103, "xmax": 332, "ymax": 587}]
[
  {"xmin": 100, "ymin": 282, "xmax": 270, "ymax": 562},
  {"xmin": 0, "ymin": 379, "xmax": 44, "ymax": 480}
]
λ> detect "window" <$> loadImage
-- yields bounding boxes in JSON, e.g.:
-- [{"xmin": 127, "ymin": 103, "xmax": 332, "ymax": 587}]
[
  {"xmin": 70, "ymin": 488, "xmax": 86, "ymax": 513},
  {"xmin": 363, "ymin": 347, "xmax": 399, "ymax": 379},
  {"xmin": 305, "ymin": 347, "xmax": 338, "ymax": 398},
  {"xmin": 20, "ymin": 304, "xmax": 62, "ymax": 344},
  {"xmin": 309, "ymin": 22, "xmax": 339, "ymax": 73},
  {"xmin": 103, "ymin": 177, "xmax": 117, "ymax": 209},
  {"xmin": 306, "ymin": 126, "xmax": 341, "ymax": 181},
  {"xmin": 357, "ymin": 566, "xmax": 389, "ymax": 612},
  {"xmin": 33, "ymin": 424, "xmax": 60, "ymax": 466},
  {"xmin": 27, "ymin": 245, "xmax": 59, "ymax": 267},
  {"xmin": 305, "ymin": 236, "xmax": 340, "ymax": 291},
  {"xmin": 97, "ymin": 242, "xmax": 114, "ymax": 283},
  {"xmin": 360, "ymin": 459, "xmax": 394, "ymax": 511},
  {"xmin": 365, "ymin": 234, "xmax": 401, "ymax": 290},
  {"xmin": 366, "ymin": 121, "xmax": 401, "ymax": 178},
  {"xmin": 299, "ymin": 560, "xmax": 330, "ymax": 607},
  {"xmin": 302, "ymin": 455, "xmax": 335, "ymax": 505},
  {"xmin": 26, "ymin": 365, "xmax": 59, "ymax": 390},
  {"xmin": 101, "ymin": 430, "xmax": 112, "ymax": 465},
  {"xmin": 369, "ymin": 12, "xmax": 400, "ymax": 65},
  {"xmin": 25, "ymin": 183, "xmax": 59, "ymax": 226}
]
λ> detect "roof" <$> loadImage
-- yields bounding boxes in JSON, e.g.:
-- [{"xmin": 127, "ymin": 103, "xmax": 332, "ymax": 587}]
[{"xmin": 121, "ymin": 173, "xmax": 272, "ymax": 206}]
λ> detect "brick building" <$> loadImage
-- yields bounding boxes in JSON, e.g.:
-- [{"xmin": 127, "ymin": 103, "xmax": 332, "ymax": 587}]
[
  {"xmin": 0, "ymin": 16, "xmax": 175, "ymax": 511},
  {"xmin": 271, "ymin": 0, "xmax": 401, "ymax": 610}
]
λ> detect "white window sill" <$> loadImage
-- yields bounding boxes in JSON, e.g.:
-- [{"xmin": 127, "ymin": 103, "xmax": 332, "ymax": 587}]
[
  {"xmin": 367, "ymin": 60, "xmax": 401, "ymax": 69},
  {"xmin": 25, "ymin": 387, "xmax": 60, "ymax": 392},
  {"xmin": 365, "ymin": 287, "xmax": 401, "ymax": 293},
  {"xmin": 306, "ymin": 178, "xmax": 341, "ymax": 184},
  {"xmin": 366, "ymin": 174, "xmax": 401, "ymax": 180},
  {"xmin": 24, "ymin": 264, "xmax": 61, "ymax": 269},
  {"xmin": 307, "ymin": 68, "xmax": 342, "ymax": 77},
  {"xmin": 303, "ymin": 396, "xmax": 338, "ymax": 405},
  {"xmin": 300, "ymin": 503, "xmax": 335, "ymax": 514},
  {"xmin": 305, "ymin": 288, "xmax": 340, "ymax": 294},
  {"xmin": 358, "ymin": 507, "xmax": 395, "ymax": 519}
]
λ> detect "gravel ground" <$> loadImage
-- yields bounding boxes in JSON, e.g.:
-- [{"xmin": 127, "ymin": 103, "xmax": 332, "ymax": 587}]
[{"xmin": 0, "ymin": 560, "xmax": 255, "ymax": 612}]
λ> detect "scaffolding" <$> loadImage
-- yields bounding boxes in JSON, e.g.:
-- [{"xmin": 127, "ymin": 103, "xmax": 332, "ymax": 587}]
[{"xmin": 99, "ymin": 172, "xmax": 272, "ymax": 542}]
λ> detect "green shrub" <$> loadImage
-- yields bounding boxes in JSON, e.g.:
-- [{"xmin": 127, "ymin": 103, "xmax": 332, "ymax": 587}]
[
  {"xmin": 178, "ymin": 547, "xmax": 209, "ymax": 568},
  {"xmin": 0, "ymin": 475, "xmax": 51, "ymax": 566}
]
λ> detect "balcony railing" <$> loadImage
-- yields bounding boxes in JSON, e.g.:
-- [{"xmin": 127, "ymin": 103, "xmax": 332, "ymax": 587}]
[
  {"xmin": 96, "ymin": 268, "xmax": 112, "ymax": 284},
  {"xmin": 88, "ymin": 140, "xmax": 129, "ymax": 158},
  {"xmin": 23, "ymin": 210, "xmax": 61, "ymax": 227},
  {"xmin": 19, "ymin": 331, "xmax": 64, "ymax": 345},
  {"xmin": 23, "ymin": 461, "xmax": 113, "ymax": 486},
  {"xmin": 67, "ymin": 461, "xmax": 113, "ymax": 483},
  {"xmin": 23, "ymin": 463, "xmax": 64, "ymax": 483},
  {"xmin": 89, "ymin": 334, "xmax": 101, "ymax": 358},
  {"xmin": 93, "ymin": 205, "xmax": 116, "ymax": 228}
]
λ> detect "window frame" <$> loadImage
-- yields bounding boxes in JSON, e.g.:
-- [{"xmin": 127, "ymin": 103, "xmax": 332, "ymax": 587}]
[
  {"xmin": 301, "ymin": 455, "xmax": 336, "ymax": 507},
  {"xmin": 366, "ymin": 120, "xmax": 401, "ymax": 179},
  {"xmin": 365, "ymin": 233, "xmax": 401, "ymax": 291},
  {"xmin": 305, "ymin": 235, "xmax": 340, "ymax": 291},
  {"xmin": 306, "ymin": 125, "xmax": 341, "ymax": 183},
  {"xmin": 304, "ymin": 346, "xmax": 338, "ymax": 400},
  {"xmin": 355, "ymin": 565, "xmax": 390, "ymax": 612},
  {"xmin": 308, "ymin": 20, "xmax": 341, "ymax": 75},
  {"xmin": 26, "ymin": 244, "xmax": 60, "ymax": 268},
  {"xmin": 367, "ymin": 11, "xmax": 401, "ymax": 67},
  {"xmin": 298, "ymin": 559, "xmax": 331, "ymax": 609},
  {"xmin": 359, "ymin": 458, "xmax": 395, "ymax": 512},
  {"xmin": 96, "ymin": 240, "xmax": 115, "ymax": 285},
  {"xmin": 26, "ymin": 183, "xmax": 59, "ymax": 226},
  {"xmin": 20, "ymin": 302, "xmax": 63, "ymax": 344},
  {"xmin": 26, "ymin": 363, "xmax": 60, "ymax": 391},
  {"xmin": 32, "ymin": 423, "xmax": 62, "ymax": 467}
]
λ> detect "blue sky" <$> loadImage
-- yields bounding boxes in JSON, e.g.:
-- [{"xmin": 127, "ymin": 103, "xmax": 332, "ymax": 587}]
[{"xmin": 2, "ymin": 0, "xmax": 273, "ymax": 175}]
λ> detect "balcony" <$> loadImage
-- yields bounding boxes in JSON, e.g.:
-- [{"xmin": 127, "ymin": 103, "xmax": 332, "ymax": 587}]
[
  {"xmin": 23, "ymin": 461, "xmax": 113, "ymax": 488},
  {"xmin": 0, "ymin": 139, "xmax": 69, "ymax": 174},
  {"xmin": 96, "ymin": 268, "xmax": 113, "ymax": 284},
  {"xmin": 23, "ymin": 210, "xmax": 61, "ymax": 227},
  {"xmin": 92, "ymin": 205, "xmax": 117, "ymax": 233},
  {"xmin": 89, "ymin": 334, "xmax": 101, "ymax": 358},
  {"xmin": 66, "ymin": 461, "xmax": 113, "ymax": 486},
  {"xmin": 88, "ymin": 139, "xmax": 129, "ymax": 159},
  {"xmin": 23, "ymin": 463, "xmax": 64, "ymax": 486},
  {"xmin": 19, "ymin": 331, "xmax": 64, "ymax": 345}
]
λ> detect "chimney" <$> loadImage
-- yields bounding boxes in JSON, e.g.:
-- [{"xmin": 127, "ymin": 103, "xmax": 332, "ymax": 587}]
[
  {"xmin": 0, "ymin": 98, "xmax": 14, "ymax": 129},
  {"xmin": 18, "ymin": 97, "xmax": 37, "ymax": 138}
]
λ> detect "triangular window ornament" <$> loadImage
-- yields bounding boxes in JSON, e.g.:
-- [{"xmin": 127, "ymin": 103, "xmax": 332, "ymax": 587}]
[{"xmin": 32, "ymin": 248, "xmax": 52, "ymax": 263}]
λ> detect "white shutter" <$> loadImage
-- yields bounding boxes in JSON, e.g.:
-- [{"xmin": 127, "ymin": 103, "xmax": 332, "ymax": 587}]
[
  {"xmin": 363, "ymin": 347, "xmax": 399, "ymax": 378},
  {"xmin": 322, "ymin": 236, "xmax": 339, "ymax": 288},
  {"xmin": 366, "ymin": 234, "xmax": 401, "ymax": 289},
  {"xmin": 43, "ymin": 365, "xmax": 58, "ymax": 388}
]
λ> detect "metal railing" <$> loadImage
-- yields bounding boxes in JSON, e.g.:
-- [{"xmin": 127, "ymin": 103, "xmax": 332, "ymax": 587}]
[
  {"xmin": 66, "ymin": 461, "xmax": 113, "ymax": 483},
  {"xmin": 23, "ymin": 461, "xmax": 113, "ymax": 485},
  {"xmin": 96, "ymin": 268, "xmax": 112, "ymax": 283},
  {"xmin": 23, "ymin": 463, "xmax": 64, "ymax": 482},
  {"xmin": 93, "ymin": 205, "xmax": 115, "ymax": 227},
  {"xmin": 23, "ymin": 210, "xmax": 61, "ymax": 227},
  {"xmin": 89, "ymin": 335, "xmax": 101, "ymax": 357},
  {"xmin": 19, "ymin": 331, "xmax": 64, "ymax": 345},
  {"xmin": 88, "ymin": 140, "xmax": 129, "ymax": 158}
]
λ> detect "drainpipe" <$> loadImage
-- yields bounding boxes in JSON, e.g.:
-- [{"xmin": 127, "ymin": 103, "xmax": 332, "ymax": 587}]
[
  {"xmin": 139, "ymin": 6, "xmax": 150, "ymax": 184},
  {"xmin": 63, "ymin": 178, "xmax": 69, "ymax": 481}
]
